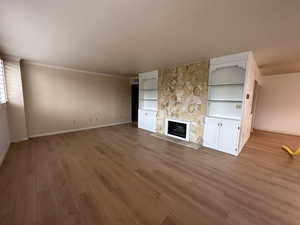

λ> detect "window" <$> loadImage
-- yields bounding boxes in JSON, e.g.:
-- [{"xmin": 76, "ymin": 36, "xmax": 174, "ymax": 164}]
[{"xmin": 0, "ymin": 59, "xmax": 7, "ymax": 104}]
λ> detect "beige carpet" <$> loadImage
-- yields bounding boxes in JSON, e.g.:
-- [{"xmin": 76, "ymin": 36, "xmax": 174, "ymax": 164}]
[{"xmin": 150, "ymin": 133, "xmax": 201, "ymax": 150}]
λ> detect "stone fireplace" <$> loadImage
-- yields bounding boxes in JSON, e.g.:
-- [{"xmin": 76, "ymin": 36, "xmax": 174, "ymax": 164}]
[{"xmin": 156, "ymin": 61, "xmax": 209, "ymax": 144}]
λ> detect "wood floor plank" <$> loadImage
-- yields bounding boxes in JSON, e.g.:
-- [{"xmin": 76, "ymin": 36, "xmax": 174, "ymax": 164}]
[{"xmin": 1, "ymin": 125, "xmax": 300, "ymax": 225}]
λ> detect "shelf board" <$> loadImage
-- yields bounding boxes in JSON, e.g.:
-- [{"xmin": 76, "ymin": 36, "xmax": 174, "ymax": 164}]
[
  {"xmin": 208, "ymin": 83, "xmax": 244, "ymax": 87},
  {"xmin": 206, "ymin": 115, "xmax": 241, "ymax": 121},
  {"xmin": 208, "ymin": 99, "xmax": 242, "ymax": 103},
  {"xmin": 139, "ymin": 98, "xmax": 157, "ymax": 101},
  {"xmin": 140, "ymin": 88, "xmax": 158, "ymax": 91},
  {"xmin": 139, "ymin": 108, "xmax": 157, "ymax": 112}
]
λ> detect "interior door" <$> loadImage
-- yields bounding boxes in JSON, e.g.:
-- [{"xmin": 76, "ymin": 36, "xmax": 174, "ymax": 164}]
[
  {"xmin": 203, "ymin": 117, "xmax": 220, "ymax": 149},
  {"xmin": 218, "ymin": 119, "xmax": 240, "ymax": 155}
]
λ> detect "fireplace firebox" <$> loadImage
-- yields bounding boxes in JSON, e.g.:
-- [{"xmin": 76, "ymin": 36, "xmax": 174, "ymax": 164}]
[
  {"xmin": 168, "ymin": 121, "xmax": 187, "ymax": 138},
  {"xmin": 165, "ymin": 119, "xmax": 190, "ymax": 141}
]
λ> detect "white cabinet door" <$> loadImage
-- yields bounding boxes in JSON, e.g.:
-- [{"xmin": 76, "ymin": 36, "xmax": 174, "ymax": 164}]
[
  {"xmin": 144, "ymin": 110, "xmax": 156, "ymax": 132},
  {"xmin": 218, "ymin": 120, "xmax": 240, "ymax": 155},
  {"xmin": 138, "ymin": 109, "xmax": 146, "ymax": 130},
  {"xmin": 203, "ymin": 117, "xmax": 220, "ymax": 149},
  {"xmin": 138, "ymin": 109, "xmax": 156, "ymax": 132},
  {"xmin": 150, "ymin": 112, "xmax": 157, "ymax": 132}
]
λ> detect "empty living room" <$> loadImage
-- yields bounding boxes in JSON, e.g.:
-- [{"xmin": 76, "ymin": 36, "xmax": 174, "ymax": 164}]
[{"xmin": 1, "ymin": 1, "xmax": 300, "ymax": 225}]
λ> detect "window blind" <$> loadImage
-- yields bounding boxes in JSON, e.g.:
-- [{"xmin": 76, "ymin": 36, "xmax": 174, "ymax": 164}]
[{"xmin": 0, "ymin": 59, "xmax": 7, "ymax": 104}]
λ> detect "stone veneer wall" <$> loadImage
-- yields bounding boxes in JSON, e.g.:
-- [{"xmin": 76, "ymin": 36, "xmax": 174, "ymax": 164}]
[{"xmin": 156, "ymin": 61, "xmax": 209, "ymax": 144}]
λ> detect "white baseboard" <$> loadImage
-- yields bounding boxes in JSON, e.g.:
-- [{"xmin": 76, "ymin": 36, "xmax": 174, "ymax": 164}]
[
  {"xmin": 11, "ymin": 137, "xmax": 29, "ymax": 143},
  {"xmin": 29, "ymin": 121, "xmax": 132, "ymax": 138},
  {"xmin": 254, "ymin": 128, "xmax": 300, "ymax": 137},
  {"xmin": 0, "ymin": 143, "xmax": 10, "ymax": 167}
]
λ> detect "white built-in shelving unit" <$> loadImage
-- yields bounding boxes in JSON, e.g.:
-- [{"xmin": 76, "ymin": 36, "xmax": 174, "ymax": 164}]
[
  {"xmin": 204, "ymin": 52, "xmax": 259, "ymax": 156},
  {"xmin": 207, "ymin": 64, "xmax": 245, "ymax": 120},
  {"xmin": 138, "ymin": 71, "xmax": 158, "ymax": 132}
]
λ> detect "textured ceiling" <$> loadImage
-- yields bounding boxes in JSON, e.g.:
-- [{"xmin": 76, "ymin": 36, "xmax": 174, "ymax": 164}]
[{"xmin": 1, "ymin": 0, "xmax": 300, "ymax": 76}]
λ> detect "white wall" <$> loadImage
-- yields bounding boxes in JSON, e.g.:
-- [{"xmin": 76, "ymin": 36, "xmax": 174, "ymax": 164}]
[
  {"xmin": 254, "ymin": 73, "xmax": 300, "ymax": 136},
  {"xmin": 0, "ymin": 104, "xmax": 10, "ymax": 166},
  {"xmin": 22, "ymin": 63, "xmax": 131, "ymax": 137}
]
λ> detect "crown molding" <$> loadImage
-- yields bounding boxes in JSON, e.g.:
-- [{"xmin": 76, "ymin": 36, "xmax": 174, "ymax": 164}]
[
  {"xmin": 0, "ymin": 54, "xmax": 21, "ymax": 62},
  {"xmin": 21, "ymin": 60, "xmax": 131, "ymax": 79}
]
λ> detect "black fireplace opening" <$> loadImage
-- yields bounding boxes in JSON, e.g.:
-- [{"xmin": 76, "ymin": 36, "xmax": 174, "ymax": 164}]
[{"xmin": 168, "ymin": 121, "xmax": 187, "ymax": 139}]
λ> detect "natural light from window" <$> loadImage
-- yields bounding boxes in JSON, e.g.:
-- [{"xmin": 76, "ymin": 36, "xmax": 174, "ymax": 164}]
[{"xmin": 0, "ymin": 59, "xmax": 7, "ymax": 104}]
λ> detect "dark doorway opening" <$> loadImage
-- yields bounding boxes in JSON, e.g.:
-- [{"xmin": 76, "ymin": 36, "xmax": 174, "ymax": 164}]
[{"xmin": 131, "ymin": 84, "xmax": 139, "ymax": 125}]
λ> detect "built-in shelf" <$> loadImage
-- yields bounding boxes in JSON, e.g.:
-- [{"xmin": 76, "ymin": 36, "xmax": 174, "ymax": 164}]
[
  {"xmin": 139, "ymin": 108, "xmax": 157, "ymax": 112},
  {"xmin": 208, "ymin": 99, "xmax": 242, "ymax": 103},
  {"xmin": 206, "ymin": 115, "xmax": 241, "ymax": 121},
  {"xmin": 204, "ymin": 52, "xmax": 255, "ymax": 156},
  {"xmin": 140, "ymin": 88, "xmax": 158, "ymax": 91},
  {"xmin": 139, "ymin": 98, "xmax": 157, "ymax": 101},
  {"xmin": 208, "ymin": 83, "xmax": 244, "ymax": 86},
  {"xmin": 138, "ymin": 71, "xmax": 158, "ymax": 132}
]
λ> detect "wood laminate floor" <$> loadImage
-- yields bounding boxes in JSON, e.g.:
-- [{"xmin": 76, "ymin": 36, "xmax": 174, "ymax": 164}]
[{"xmin": 0, "ymin": 125, "xmax": 300, "ymax": 225}]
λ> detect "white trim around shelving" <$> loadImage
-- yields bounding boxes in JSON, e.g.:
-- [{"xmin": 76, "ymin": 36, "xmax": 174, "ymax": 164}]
[{"xmin": 210, "ymin": 52, "xmax": 250, "ymax": 65}]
